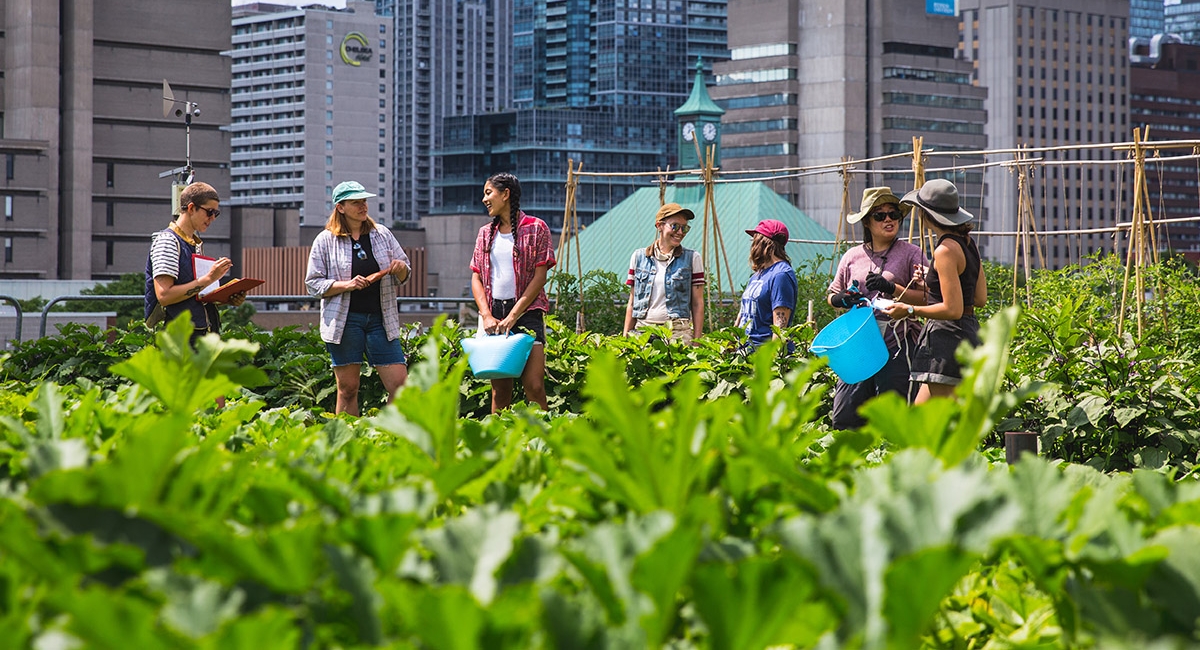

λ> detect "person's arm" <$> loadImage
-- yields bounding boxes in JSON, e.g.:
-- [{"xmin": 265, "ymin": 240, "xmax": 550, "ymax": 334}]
[
  {"xmin": 623, "ymin": 290, "xmax": 635, "ymax": 335},
  {"xmin": 305, "ymin": 235, "xmax": 366, "ymax": 298},
  {"xmin": 691, "ymin": 284, "xmax": 704, "ymax": 339},
  {"xmin": 771, "ymin": 306, "xmax": 792, "ymax": 341},
  {"xmin": 471, "ymin": 271, "xmax": 500, "ymax": 333},
  {"xmin": 154, "ymin": 256, "xmax": 232, "ymax": 307},
  {"xmin": 383, "ymin": 229, "xmax": 411, "ymax": 283},
  {"xmin": 883, "ymin": 241, "xmax": 966, "ymax": 321}
]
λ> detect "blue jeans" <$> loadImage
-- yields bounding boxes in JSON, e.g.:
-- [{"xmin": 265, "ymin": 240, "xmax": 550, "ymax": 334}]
[{"xmin": 326, "ymin": 312, "xmax": 407, "ymax": 367}]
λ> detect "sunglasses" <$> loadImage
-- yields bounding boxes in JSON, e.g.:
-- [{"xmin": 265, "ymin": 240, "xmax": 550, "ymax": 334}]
[
  {"xmin": 665, "ymin": 223, "xmax": 691, "ymax": 234},
  {"xmin": 194, "ymin": 205, "xmax": 221, "ymax": 219},
  {"xmin": 352, "ymin": 240, "xmax": 368, "ymax": 260},
  {"xmin": 871, "ymin": 211, "xmax": 901, "ymax": 222}
]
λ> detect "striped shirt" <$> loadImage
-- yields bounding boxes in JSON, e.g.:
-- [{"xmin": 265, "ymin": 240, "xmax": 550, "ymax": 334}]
[{"xmin": 149, "ymin": 227, "xmax": 201, "ymax": 280}]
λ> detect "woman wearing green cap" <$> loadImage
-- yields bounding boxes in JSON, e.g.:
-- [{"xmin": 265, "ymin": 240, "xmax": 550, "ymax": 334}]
[
  {"xmin": 622, "ymin": 202, "xmax": 706, "ymax": 343},
  {"xmin": 305, "ymin": 180, "xmax": 411, "ymax": 416}
]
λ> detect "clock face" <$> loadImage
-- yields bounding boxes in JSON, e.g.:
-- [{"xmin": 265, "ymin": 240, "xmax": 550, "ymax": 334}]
[
  {"xmin": 682, "ymin": 122, "xmax": 695, "ymax": 142},
  {"xmin": 702, "ymin": 122, "xmax": 717, "ymax": 141}
]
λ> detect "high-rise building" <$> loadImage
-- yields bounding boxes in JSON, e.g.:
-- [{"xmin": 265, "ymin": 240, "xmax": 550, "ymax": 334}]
[
  {"xmin": 1131, "ymin": 0, "xmax": 1166, "ymax": 40},
  {"xmin": 1166, "ymin": 0, "xmax": 1200, "ymax": 43},
  {"xmin": 230, "ymin": 1, "xmax": 391, "ymax": 225},
  {"xmin": 1130, "ymin": 38, "xmax": 1200, "ymax": 258},
  {"xmin": 711, "ymin": 0, "xmax": 987, "ymax": 237},
  {"xmin": 960, "ymin": 0, "xmax": 1130, "ymax": 267},
  {"xmin": 391, "ymin": 0, "xmax": 511, "ymax": 222},
  {"xmin": 434, "ymin": 0, "xmax": 729, "ymax": 227},
  {"xmin": 1, "ymin": 0, "xmax": 231, "ymax": 280}
]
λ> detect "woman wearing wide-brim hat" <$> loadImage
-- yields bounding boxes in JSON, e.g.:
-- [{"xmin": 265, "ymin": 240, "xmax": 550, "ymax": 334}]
[
  {"xmin": 826, "ymin": 186, "xmax": 929, "ymax": 428},
  {"xmin": 881, "ymin": 179, "xmax": 987, "ymax": 404}
]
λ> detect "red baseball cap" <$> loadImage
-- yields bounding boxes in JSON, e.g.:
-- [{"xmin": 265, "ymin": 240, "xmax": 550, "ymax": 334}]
[{"xmin": 745, "ymin": 219, "xmax": 789, "ymax": 242}]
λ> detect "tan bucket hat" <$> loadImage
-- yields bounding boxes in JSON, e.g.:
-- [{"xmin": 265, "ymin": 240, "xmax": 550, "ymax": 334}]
[{"xmin": 847, "ymin": 186, "xmax": 911, "ymax": 224}]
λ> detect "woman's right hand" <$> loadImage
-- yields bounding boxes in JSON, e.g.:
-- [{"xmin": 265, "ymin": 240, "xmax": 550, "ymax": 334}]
[
  {"xmin": 481, "ymin": 314, "xmax": 500, "ymax": 334},
  {"xmin": 336, "ymin": 276, "xmax": 370, "ymax": 293},
  {"xmin": 204, "ymin": 257, "xmax": 233, "ymax": 285}
]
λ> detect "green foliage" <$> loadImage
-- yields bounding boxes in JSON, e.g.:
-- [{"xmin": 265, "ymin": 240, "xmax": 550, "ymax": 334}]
[
  {"xmin": 547, "ymin": 269, "xmax": 628, "ymax": 335},
  {"xmin": 77, "ymin": 272, "xmax": 149, "ymax": 326}
]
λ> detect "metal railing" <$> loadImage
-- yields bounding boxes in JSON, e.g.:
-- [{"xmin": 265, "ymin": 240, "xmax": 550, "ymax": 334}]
[
  {"xmin": 33, "ymin": 294, "xmax": 480, "ymax": 340},
  {"xmin": 0, "ymin": 295, "xmax": 23, "ymax": 344}
]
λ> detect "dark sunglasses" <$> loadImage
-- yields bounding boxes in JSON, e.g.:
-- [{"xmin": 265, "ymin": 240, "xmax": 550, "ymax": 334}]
[
  {"xmin": 871, "ymin": 211, "xmax": 901, "ymax": 222},
  {"xmin": 352, "ymin": 240, "xmax": 367, "ymax": 260},
  {"xmin": 194, "ymin": 204, "xmax": 221, "ymax": 219},
  {"xmin": 665, "ymin": 222, "xmax": 691, "ymax": 234}
]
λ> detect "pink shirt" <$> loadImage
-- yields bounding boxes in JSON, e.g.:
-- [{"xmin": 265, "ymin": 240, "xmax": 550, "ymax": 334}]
[
  {"xmin": 471, "ymin": 212, "xmax": 556, "ymax": 312},
  {"xmin": 828, "ymin": 240, "xmax": 928, "ymax": 347}
]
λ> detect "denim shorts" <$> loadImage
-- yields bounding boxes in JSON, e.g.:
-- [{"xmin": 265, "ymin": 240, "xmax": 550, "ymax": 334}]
[{"xmin": 326, "ymin": 311, "xmax": 408, "ymax": 367}]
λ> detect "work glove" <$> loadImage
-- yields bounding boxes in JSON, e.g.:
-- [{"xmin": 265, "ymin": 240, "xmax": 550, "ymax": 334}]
[
  {"xmin": 865, "ymin": 271, "xmax": 896, "ymax": 296},
  {"xmin": 830, "ymin": 283, "xmax": 866, "ymax": 308}
]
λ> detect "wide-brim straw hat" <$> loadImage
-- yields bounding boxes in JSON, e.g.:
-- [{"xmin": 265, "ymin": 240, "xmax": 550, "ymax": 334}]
[{"xmin": 847, "ymin": 186, "xmax": 911, "ymax": 224}]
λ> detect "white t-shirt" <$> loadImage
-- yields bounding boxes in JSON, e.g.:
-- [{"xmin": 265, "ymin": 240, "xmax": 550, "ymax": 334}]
[
  {"xmin": 626, "ymin": 249, "xmax": 706, "ymax": 322},
  {"xmin": 490, "ymin": 232, "xmax": 517, "ymax": 300}
]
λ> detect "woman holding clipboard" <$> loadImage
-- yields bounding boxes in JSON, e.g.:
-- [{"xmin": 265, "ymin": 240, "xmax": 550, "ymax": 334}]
[
  {"xmin": 305, "ymin": 181, "xmax": 411, "ymax": 416},
  {"xmin": 143, "ymin": 181, "xmax": 246, "ymax": 344}
]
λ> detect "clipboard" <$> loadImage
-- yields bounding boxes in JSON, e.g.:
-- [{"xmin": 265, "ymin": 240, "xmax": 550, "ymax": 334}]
[{"xmin": 198, "ymin": 278, "xmax": 265, "ymax": 303}]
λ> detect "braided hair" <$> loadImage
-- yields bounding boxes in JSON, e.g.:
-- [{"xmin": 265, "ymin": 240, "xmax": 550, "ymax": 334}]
[{"xmin": 486, "ymin": 172, "xmax": 522, "ymax": 253}]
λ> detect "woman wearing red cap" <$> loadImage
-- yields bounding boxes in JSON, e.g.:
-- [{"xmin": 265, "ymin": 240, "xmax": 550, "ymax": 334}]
[
  {"xmin": 881, "ymin": 179, "xmax": 988, "ymax": 404},
  {"xmin": 736, "ymin": 219, "xmax": 797, "ymax": 350},
  {"xmin": 622, "ymin": 202, "xmax": 706, "ymax": 343}
]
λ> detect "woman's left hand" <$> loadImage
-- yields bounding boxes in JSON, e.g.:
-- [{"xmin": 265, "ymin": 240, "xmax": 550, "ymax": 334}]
[
  {"xmin": 495, "ymin": 315, "xmax": 517, "ymax": 335},
  {"xmin": 388, "ymin": 259, "xmax": 409, "ymax": 281},
  {"xmin": 881, "ymin": 302, "xmax": 911, "ymax": 321}
]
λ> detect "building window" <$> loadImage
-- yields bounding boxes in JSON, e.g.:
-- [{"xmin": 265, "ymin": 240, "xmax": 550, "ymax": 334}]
[
  {"xmin": 3, "ymin": 237, "xmax": 11, "ymax": 263},
  {"xmin": 4, "ymin": 196, "xmax": 11, "ymax": 221},
  {"xmin": 106, "ymin": 202, "xmax": 114, "ymax": 226},
  {"xmin": 379, "ymin": 158, "xmax": 385, "ymax": 168},
  {"xmin": 106, "ymin": 163, "xmax": 114, "ymax": 188},
  {"xmin": 105, "ymin": 240, "xmax": 114, "ymax": 266},
  {"xmin": 5, "ymin": 154, "xmax": 13, "ymax": 180}
]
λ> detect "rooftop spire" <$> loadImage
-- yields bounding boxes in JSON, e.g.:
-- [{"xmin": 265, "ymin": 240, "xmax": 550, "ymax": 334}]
[{"xmin": 674, "ymin": 56, "xmax": 725, "ymax": 117}]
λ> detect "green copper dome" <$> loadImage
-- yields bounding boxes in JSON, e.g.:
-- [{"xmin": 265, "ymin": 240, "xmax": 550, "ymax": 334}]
[{"xmin": 674, "ymin": 57, "xmax": 725, "ymax": 117}]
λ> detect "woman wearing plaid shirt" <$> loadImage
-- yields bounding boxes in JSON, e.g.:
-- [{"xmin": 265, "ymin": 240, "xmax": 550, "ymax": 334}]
[{"xmin": 470, "ymin": 173, "xmax": 556, "ymax": 413}]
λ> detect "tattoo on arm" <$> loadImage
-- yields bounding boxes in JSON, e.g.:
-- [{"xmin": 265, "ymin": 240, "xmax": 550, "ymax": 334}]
[{"xmin": 185, "ymin": 286, "xmax": 202, "ymax": 297}]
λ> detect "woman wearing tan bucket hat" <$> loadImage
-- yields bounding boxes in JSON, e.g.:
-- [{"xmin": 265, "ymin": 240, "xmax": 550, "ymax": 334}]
[
  {"xmin": 826, "ymin": 186, "xmax": 929, "ymax": 429},
  {"xmin": 623, "ymin": 202, "xmax": 706, "ymax": 343},
  {"xmin": 881, "ymin": 178, "xmax": 988, "ymax": 404}
]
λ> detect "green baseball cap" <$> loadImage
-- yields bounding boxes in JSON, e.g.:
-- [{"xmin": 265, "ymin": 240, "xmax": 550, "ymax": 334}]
[{"xmin": 332, "ymin": 180, "xmax": 376, "ymax": 204}]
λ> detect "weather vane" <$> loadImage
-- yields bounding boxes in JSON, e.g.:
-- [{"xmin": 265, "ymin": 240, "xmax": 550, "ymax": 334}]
[{"xmin": 158, "ymin": 80, "xmax": 201, "ymax": 214}]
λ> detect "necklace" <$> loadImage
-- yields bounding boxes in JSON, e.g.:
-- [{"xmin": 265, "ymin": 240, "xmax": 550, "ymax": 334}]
[{"xmin": 864, "ymin": 239, "xmax": 896, "ymax": 271}]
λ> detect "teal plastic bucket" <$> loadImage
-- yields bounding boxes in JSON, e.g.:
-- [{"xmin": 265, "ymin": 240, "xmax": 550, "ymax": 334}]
[
  {"xmin": 460, "ymin": 332, "xmax": 535, "ymax": 379},
  {"xmin": 810, "ymin": 305, "xmax": 888, "ymax": 384}
]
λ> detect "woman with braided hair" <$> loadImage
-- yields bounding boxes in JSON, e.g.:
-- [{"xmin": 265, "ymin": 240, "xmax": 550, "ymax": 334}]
[{"xmin": 469, "ymin": 173, "xmax": 556, "ymax": 413}]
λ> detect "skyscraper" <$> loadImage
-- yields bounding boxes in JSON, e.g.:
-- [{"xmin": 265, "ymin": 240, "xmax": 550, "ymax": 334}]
[
  {"xmin": 1131, "ymin": 0, "xmax": 1167, "ymax": 40},
  {"xmin": 1166, "ymin": 0, "xmax": 1200, "ymax": 43},
  {"xmin": 391, "ymin": 0, "xmax": 511, "ymax": 222},
  {"xmin": 959, "ymin": 0, "xmax": 1130, "ymax": 267},
  {"xmin": 435, "ymin": 0, "xmax": 728, "ymax": 226},
  {"xmin": 711, "ymin": 0, "xmax": 987, "ymax": 236},
  {"xmin": 1, "ymin": 0, "xmax": 231, "ymax": 280},
  {"xmin": 230, "ymin": 1, "xmax": 391, "ymax": 224}
]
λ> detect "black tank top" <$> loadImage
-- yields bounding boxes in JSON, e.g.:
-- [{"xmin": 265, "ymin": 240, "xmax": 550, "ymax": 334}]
[{"xmin": 926, "ymin": 233, "xmax": 980, "ymax": 316}]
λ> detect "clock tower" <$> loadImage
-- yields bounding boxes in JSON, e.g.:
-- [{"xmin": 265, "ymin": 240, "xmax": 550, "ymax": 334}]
[{"xmin": 674, "ymin": 57, "xmax": 725, "ymax": 170}]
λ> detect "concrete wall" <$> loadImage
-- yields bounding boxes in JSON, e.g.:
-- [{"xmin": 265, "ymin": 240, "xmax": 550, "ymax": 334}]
[{"xmin": 421, "ymin": 212, "xmax": 483, "ymax": 299}]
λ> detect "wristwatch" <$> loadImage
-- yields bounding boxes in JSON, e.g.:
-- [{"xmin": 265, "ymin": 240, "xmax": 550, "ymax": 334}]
[{"xmin": 906, "ymin": 305, "xmax": 915, "ymax": 317}]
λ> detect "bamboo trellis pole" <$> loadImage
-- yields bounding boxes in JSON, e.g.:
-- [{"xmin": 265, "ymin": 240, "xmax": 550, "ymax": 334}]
[
  {"xmin": 554, "ymin": 159, "xmax": 588, "ymax": 333},
  {"xmin": 830, "ymin": 158, "xmax": 853, "ymax": 276}
]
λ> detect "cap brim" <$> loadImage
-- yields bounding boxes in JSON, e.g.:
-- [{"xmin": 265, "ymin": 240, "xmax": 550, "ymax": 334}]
[
  {"xmin": 744, "ymin": 228, "xmax": 759, "ymax": 237},
  {"xmin": 659, "ymin": 208, "xmax": 695, "ymax": 221},
  {"xmin": 901, "ymin": 190, "xmax": 975, "ymax": 227},
  {"xmin": 336, "ymin": 191, "xmax": 376, "ymax": 202},
  {"xmin": 850, "ymin": 193, "xmax": 910, "ymax": 224}
]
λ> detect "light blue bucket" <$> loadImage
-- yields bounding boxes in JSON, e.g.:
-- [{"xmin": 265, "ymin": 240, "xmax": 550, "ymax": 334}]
[
  {"xmin": 460, "ymin": 332, "xmax": 535, "ymax": 379},
  {"xmin": 810, "ymin": 305, "xmax": 888, "ymax": 384}
]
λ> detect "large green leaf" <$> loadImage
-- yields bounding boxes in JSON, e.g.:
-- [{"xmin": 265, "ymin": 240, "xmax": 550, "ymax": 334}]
[
  {"xmin": 421, "ymin": 505, "xmax": 521, "ymax": 605},
  {"xmin": 690, "ymin": 555, "xmax": 827, "ymax": 650}
]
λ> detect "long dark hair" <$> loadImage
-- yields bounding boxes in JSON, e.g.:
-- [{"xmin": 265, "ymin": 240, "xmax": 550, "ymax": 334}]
[
  {"xmin": 749, "ymin": 234, "xmax": 790, "ymax": 272},
  {"xmin": 486, "ymin": 172, "xmax": 522, "ymax": 253}
]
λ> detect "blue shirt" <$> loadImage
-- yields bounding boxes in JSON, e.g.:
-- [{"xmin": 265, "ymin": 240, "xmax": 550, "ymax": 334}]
[{"xmin": 738, "ymin": 260, "xmax": 798, "ymax": 348}]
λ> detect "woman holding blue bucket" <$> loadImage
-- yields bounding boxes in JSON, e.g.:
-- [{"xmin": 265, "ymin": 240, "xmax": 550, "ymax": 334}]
[
  {"xmin": 882, "ymin": 179, "xmax": 987, "ymax": 404},
  {"xmin": 826, "ymin": 187, "xmax": 929, "ymax": 429},
  {"xmin": 470, "ymin": 173, "xmax": 555, "ymax": 413}
]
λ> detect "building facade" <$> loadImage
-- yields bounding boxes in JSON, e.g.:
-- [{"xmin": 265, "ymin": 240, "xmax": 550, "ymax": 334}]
[
  {"xmin": 711, "ymin": 0, "xmax": 987, "ymax": 239},
  {"xmin": 960, "ymin": 0, "xmax": 1130, "ymax": 267},
  {"xmin": 231, "ymin": 1, "xmax": 391, "ymax": 225},
  {"xmin": 433, "ymin": 0, "xmax": 729, "ymax": 227},
  {"xmin": 1, "ymin": 0, "xmax": 231, "ymax": 280},
  {"xmin": 1131, "ymin": 0, "xmax": 1166, "ymax": 40},
  {"xmin": 1166, "ymin": 0, "xmax": 1200, "ymax": 44},
  {"xmin": 1130, "ymin": 39, "xmax": 1200, "ymax": 259},
  {"xmin": 391, "ymin": 0, "xmax": 511, "ymax": 222}
]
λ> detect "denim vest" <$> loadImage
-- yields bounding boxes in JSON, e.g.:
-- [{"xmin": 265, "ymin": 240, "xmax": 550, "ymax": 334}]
[{"xmin": 631, "ymin": 247, "xmax": 694, "ymax": 320}]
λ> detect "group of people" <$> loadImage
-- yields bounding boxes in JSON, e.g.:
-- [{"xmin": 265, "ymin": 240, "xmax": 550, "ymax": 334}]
[{"xmin": 145, "ymin": 174, "xmax": 985, "ymax": 426}]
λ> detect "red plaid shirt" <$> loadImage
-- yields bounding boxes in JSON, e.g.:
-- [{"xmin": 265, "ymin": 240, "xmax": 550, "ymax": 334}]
[{"xmin": 471, "ymin": 212, "xmax": 556, "ymax": 312}]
